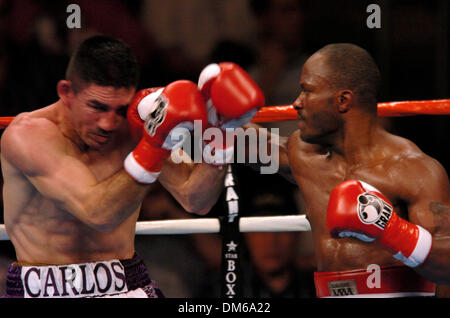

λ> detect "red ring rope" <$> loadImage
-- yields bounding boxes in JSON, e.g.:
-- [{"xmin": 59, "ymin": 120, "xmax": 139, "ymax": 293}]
[
  {"xmin": 0, "ymin": 99, "xmax": 449, "ymax": 129},
  {"xmin": 250, "ymin": 99, "xmax": 450, "ymax": 123}
]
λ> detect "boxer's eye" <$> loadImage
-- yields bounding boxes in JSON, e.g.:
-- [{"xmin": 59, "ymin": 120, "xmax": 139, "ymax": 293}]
[
  {"xmin": 300, "ymin": 84, "xmax": 312, "ymax": 93},
  {"xmin": 88, "ymin": 103, "xmax": 108, "ymax": 112},
  {"xmin": 117, "ymin": 106, "xmax": 127, "ymax": 118}
]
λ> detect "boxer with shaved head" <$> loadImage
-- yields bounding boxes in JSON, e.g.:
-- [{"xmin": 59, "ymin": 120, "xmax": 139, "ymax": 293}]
[{"xmin": 250, "ymin": 43, "xmax": 450, "ymax": 297}]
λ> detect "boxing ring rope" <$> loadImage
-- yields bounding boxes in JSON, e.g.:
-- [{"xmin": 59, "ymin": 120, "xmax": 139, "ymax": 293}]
[
  {"xmin": 0, "ymin": 215, "xmax": 311, "ymax": 241},
  {"xmin": 0, "ymin": 98, "xmax": 449, "ymax": 241},
  {"xmin": 251, "ymin": 99, "xmax": 450, "ymax": 123},
  {"xmin": 0, "ymin": 98, "xmax": 448, "ymax": 297},
  {"xmin": 0, "ymin": 99, "xmax": 449, "ymax": 129}
]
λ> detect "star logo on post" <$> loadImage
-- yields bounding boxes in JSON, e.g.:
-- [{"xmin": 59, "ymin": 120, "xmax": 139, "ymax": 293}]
[{"xmin": 226, "ymin": 241, "xmax": 238, "ymax": 252}]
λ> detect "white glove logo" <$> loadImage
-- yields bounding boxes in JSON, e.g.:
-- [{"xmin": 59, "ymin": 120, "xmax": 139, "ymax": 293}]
[
  {"xmin": 357, "ymin": 193, "xmax": 392, "ymax": 229},
  {"xmin": 145, "ymin": 94, "xmax": 168, "ymax": 136}
]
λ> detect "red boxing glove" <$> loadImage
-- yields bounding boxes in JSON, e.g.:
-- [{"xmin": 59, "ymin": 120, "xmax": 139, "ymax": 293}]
[
  {"xmin": 198, "ymin": 62, "xmax": 265, "ymax": 165},
  {"xmin": 124, "ymin": 80, "xmax": 208, "ymax": 184},
  {"xmin": 127, "ymin": 87, "xmax": 163, "ymax": 142},
  {"xmin": 327, "ymin": 180, "xmax": 433, "ymax": 268}
]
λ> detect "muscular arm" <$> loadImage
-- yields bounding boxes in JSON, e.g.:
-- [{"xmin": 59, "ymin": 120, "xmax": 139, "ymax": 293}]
[
  {"xmin": 1, "ymin": 117, "xmax": 150, "ymax": 233},
  {"xmin": 157, "ymin": 123, "xmax": 300, "ymax": 215},
  {"xmin": 158, "ymin": 123, "xmax": 295, "ymax": 214},
  {"xmin": 242, "ymin": 122, "xmax": 293, "ymax": 182},
  {"xmin": 399, "ymin": 156, "xmax": 450, "ymax": 284},
  {"xmin": 158, "ymin": 149, "xmax": 226, "ymax": 215},
  {"xmin": 425, "ymin": 202, "xmax": 450, "ymax": 286}
]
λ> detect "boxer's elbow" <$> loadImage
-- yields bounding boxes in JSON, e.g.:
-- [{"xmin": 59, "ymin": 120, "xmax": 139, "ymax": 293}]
[
  {"xmin": 88, "ymin": 218, "xmax": 118, "ymax": 234},
  {"xmin": 83, "ymin": 211, "xmax": 118, "ymax": 233},
  {"xmin": 179, "ymin": 197, "xmax": 213, "ymax": 216},
  {"xmin": 168, "ymin": 170, "xmax": 223, "ymax": 215},
  {"xmin": 73, "ymin": 203, "xmax": 120, "ymax": 234},
  {"xmin": 184, "ymin": 202, "xmax": 213, "ymax": 216},
  {"xmin": 177, "ymin": 191, "xmax": 215, "ymax": 216}
]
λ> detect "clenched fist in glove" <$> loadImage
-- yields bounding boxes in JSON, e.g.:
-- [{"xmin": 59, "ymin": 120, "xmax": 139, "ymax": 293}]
[
  {"xmin": 198, "ymin": 62, "xmax": 265, "ymax": 165},
  {"xmin": 124, "ymin": 80, "xmax": 207, "ymax": 183},
  {"xmin": 327, "ymin": 180, "xmax": 433, "ymax": 268}
]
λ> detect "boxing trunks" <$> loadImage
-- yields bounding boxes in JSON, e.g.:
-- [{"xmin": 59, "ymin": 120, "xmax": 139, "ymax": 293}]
[
  {"xmin": 3, "ymin": 253, "xmax": 164, "ymax": 298},
  {"xmin": 314, "ymin": 264, "xmax": 435, "ymax": 298}
]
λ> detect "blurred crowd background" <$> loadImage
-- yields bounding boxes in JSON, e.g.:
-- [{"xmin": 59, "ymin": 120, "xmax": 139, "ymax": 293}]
[{"xmin": 0, "ymin": 0, "xmax": 448, "ymax": 297}]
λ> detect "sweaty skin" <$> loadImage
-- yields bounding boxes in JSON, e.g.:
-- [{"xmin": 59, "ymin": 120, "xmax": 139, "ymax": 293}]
[
  {"xmin": 1, "ymin": 82, "xmax": 225, "ymax": 265},
  {"xmin": 286, "ymin": 129, "xmax": 449, "ymax": 273},
  {"xmin": 256, "ymin": 51, "xmax": 450, "ymax": 285}
]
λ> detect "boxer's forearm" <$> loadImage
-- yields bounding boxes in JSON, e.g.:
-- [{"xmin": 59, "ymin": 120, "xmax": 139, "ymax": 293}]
[
  {"xmin": 241, "ymin": 123, "xmax": 291, "ymax": 174},
  {"xmin": 415, "ymin": 235, "xmax": 450, "ymax": 284},
  {"xmin": 75, "ymin": 170, "xmax": 150, "ymax": 233},
  {"xmin": 414, "ymin": 201, "xmax": 450, "ymax": 284},
  {"xmin": 159, "ymin": 159, "xmax": 226, "ymax": 215},
  {"xmin": 181, "ymin": 163, "xmax": 226, "ymax": 215}
]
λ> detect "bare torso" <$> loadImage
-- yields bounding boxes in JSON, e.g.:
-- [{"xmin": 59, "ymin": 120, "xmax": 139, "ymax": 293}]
[
  {"xmin": 288, "ymin": 129, "xmax": 422, "ymax": 272},
  {"xmin": 2, "ymin": 106, "xmax": 139, "ymax": 265}
]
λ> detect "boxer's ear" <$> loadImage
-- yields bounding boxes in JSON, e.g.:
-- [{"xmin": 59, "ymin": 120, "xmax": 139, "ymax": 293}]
[
  {"xmin": 57, "ymin": 80, "xmax": 75, "ymax": 107},
  {"xmin": 335, "ymin": 90, "xmax": 353, "ymax": 113}
]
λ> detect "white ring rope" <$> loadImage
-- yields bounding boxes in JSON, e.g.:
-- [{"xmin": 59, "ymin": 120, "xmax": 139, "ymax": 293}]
[{"xmin": 0, "ymin": 215, "xmax": 310, "ymax": 241}]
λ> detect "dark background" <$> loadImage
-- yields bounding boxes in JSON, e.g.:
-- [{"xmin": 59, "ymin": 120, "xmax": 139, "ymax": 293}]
[
  {"xmin": 1, "ymin": 0, "xmax": 448, "ymax": 170},
  {"xmin": 0, "ymin": 0, "xmax": 448, "ymax": 298}
]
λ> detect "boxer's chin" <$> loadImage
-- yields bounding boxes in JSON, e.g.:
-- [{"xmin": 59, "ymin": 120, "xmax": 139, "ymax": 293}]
[
  {"xmin": 300, "ymin": 130, "xmax": 330, "ymax": 145},
  {"xmin": 83, "ymin": 133, "xmax": 112, "ymax": 150},
  {"xmin": 299, "ymin": 130, "xmax": 318, "ymax": 144}
]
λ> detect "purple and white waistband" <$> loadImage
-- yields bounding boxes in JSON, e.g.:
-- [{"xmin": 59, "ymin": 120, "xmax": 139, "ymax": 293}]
[{"xmin": 4, "ymin": 253, "xmax": 164, "ymax": 298}]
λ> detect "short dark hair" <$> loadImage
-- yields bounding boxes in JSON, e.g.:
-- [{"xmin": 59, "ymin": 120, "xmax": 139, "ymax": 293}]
[
  {"xmin": 317, "ymin": 43, "xmax": 381, "ymax": 111},
  {"xmin": 65, "ymin": 35, "xmax": 139, "ymax": 93}
]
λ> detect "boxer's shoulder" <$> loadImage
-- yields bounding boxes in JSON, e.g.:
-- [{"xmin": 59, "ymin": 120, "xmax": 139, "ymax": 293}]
[
  {"xmin": 5, "ymin": 104, "xmax": 60, "ymax": 133},
  {"xmin": 378, "ymin": 133, "xmax": 449, "ymax": 200},
  {"xmin": 384, "ymin": 133, "xmax": 443, "ymax": 174},
  {"xmin": 384, "ymin": 132, "xmax": 422, "ymax": 154},
  {"xmin": 1, "ymin": 108, "xmax": 69, "ymax": 175},
  {"xmin": 3, "ymin": 112, "xmax": 62, "ymax": 150}
]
